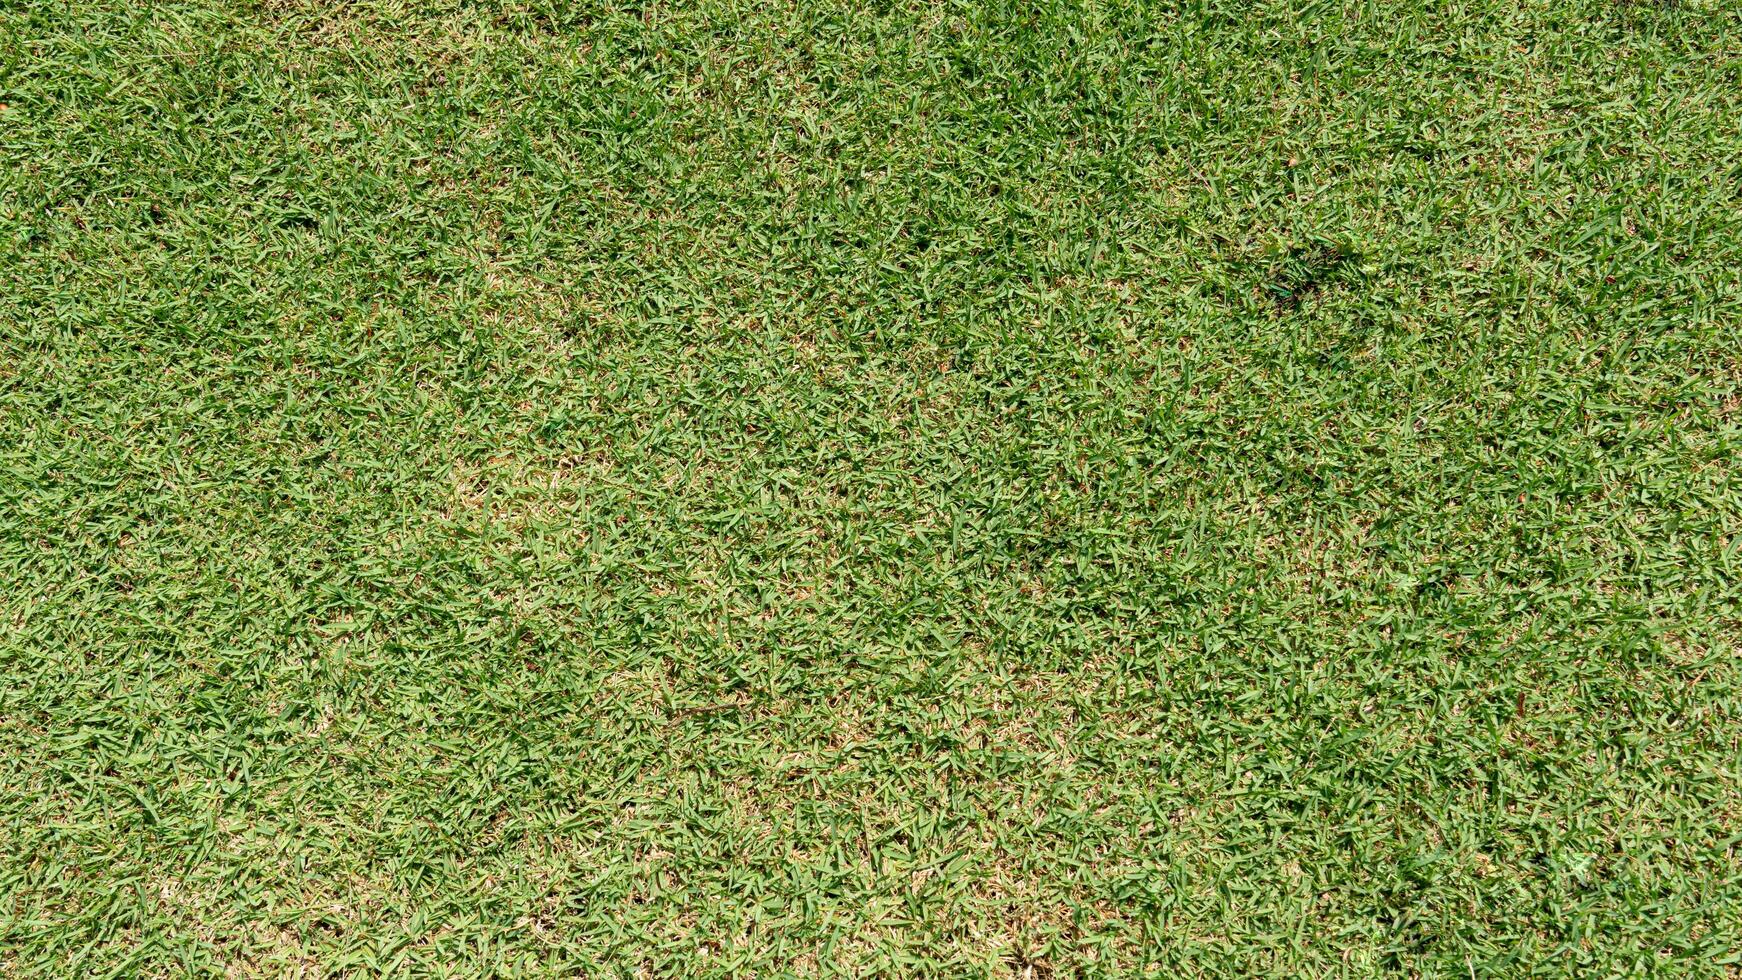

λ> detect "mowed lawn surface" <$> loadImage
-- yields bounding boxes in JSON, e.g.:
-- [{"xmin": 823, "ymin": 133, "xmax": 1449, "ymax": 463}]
[{"xmin": 2, "ymin": 0, "xmax": 1740, "ymax": 974}]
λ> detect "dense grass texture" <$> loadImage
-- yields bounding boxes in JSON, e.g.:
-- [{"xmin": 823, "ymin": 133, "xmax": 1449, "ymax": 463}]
[{"xmin": 3, "ymin": 0, "xmax": 1741, "ymax": 975}]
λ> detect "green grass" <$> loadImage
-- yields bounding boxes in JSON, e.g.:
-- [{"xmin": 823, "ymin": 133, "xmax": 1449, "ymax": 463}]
[{"xmin": 2, "ymin": 0, "xmax": 1740, "ymax": 974}]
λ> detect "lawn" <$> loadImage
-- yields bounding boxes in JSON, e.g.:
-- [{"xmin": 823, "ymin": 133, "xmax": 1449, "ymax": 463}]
[{"xmin": 2, "ymin": 0, "xmax": 1740, "ymax": 975}]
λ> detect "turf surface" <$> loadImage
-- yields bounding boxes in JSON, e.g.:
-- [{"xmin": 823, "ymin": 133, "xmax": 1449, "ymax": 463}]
[{"xmin": 3, "ymin": 0, "xmax": 1741, "ymax": 974}]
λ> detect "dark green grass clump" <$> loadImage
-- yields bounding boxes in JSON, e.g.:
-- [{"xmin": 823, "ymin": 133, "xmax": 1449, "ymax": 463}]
[{"xmin": 2, "ymin": 0, "xmax": 1740, "ymax": 974}]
